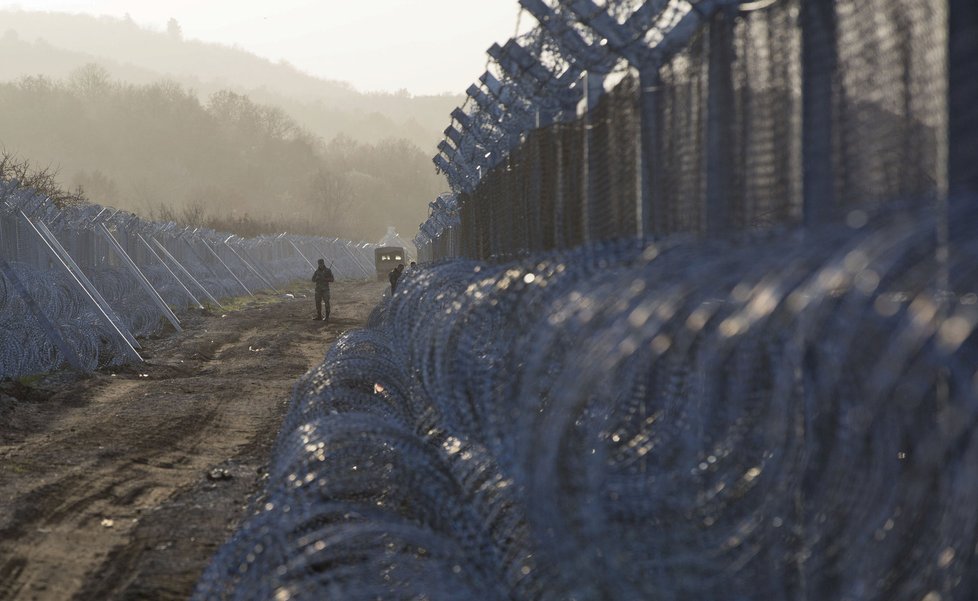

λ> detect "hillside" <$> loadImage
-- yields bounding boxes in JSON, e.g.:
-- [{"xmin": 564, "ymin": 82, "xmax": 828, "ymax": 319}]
[
  {"xmin": 0, "ymin": 69, "xmax": 443, "ymax": 242},
  {"xmin": 0, "ymin": 9, "xmax": 461, "ymax": 151}
]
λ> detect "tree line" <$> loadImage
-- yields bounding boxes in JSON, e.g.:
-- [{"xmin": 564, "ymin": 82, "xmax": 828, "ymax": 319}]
[{"xmin": 0, "ymin": 64, "xmax": 445, "ymax": 240}]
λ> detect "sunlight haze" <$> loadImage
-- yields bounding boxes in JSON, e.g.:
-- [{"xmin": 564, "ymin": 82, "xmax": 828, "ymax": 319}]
[{"xmin": 3, "ymin": 0, "xmax": 524, "ymax": 94}]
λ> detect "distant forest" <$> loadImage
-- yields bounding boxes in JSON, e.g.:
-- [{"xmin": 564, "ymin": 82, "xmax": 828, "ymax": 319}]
[
  {"xmin": 0, "ymin": 67, "xmax": 443, "ymax": 240},
  {"xmin": 0, "ymin": 10, "xmax": 461, "ymax": 241}
]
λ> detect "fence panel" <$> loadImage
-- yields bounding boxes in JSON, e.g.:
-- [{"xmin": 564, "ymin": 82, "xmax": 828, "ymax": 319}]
[{"xmin": 418, "ymin": 0, "xmax": 958, "ymax": 262}]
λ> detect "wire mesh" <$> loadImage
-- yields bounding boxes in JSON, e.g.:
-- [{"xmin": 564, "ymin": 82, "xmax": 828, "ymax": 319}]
[
  {"xmin": 420, "ymin": 0, "xmax": 955, "ymax": 262},
  {"xmin": 0, "ymin": 183, "xmax": 376, "ymax": 379},
  {"xmin": 199, "ymin": 204, "xmax": 978, "ymax": 600}
]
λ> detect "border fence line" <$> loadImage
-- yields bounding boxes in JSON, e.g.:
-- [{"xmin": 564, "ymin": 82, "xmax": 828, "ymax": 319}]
[
  {"xmin": 194, "ymin": 1, "xmax": 978, "ymax": 598},
  {"xmin": 416, "ymin": 0, "xmax": 976, "ymax": 262},
  {"xmin": 0, "ymin": 181, "xmax": 375, "ymax": 379}
]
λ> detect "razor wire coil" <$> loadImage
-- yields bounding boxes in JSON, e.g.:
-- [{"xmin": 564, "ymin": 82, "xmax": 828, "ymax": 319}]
[{"xmin": 197, "ymin": 205, "xmax": 978, "ymax": 601}]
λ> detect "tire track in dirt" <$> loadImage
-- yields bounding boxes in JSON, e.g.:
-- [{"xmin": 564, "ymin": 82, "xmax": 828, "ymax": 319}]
[{"xmin": 0, "ymin": 281, "xmax": 387, "ymax": 601}]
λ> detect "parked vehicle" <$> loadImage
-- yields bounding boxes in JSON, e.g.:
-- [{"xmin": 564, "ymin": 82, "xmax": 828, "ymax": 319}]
[{"xmin": 374, "ymin": 246, "xmax": 404, "ymax": 281}]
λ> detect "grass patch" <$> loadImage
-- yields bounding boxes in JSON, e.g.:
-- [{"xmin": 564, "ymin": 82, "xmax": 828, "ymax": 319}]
[{"xmin": 16, "ymin": 374, "xmax": 44, "ymax": 387}]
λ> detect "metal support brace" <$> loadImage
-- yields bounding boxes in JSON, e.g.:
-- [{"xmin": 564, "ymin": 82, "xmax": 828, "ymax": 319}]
[
  {"xmin": 182, "ymin": 237, "xmax": 233, "ymax": 297},
  {"xmin": 32, "ymin": 217, "xmax": 142, "ymax": 350},
  {"xmin": 624, "ymin": 0, "xmax": 672, "ymax": 38},
  {"xmin": 520, "ymin": 0, "xmax": 608, "ymax": 67},
  {"xmin": 18, "ymin": 213, "xmax": 143, "ymax": 362},
  {"xmin": 223, "ymin": 240, "xmax": 278, "ymax": 292},
  {"xmin": 0, "ymin": 257, "xmax": 86, "ymax": 372},
  {"xmin": 467, "ymin": 84, "xmax": 508, "ymax": 127},
  {"xmin": 358, "ymin": 244, "xmax": 374, "ymax": 276},
  {"xmin": 241, "ymin": 244, "xmax": 283, "ymax": 290},
  {"xmin": 479, "ymin": 72, "xmax": 517, "ymax": 109},
  {"xmin": 444, "ymin": 125, "xmax": 464, "ymax": 147},
  {"xmin": 201, "ymin": 239, "xmax": 253, "ymax": 297},
  {"xmin": 434, "ymin": 154, "xmax": 469, "ymax": 192},
  {"xmin": 490, "ymin": 40, "xmax": 556, "ymax": 87},
  {"xmin": 339, "ymin": 242, "xmax": 373, "ymax": 278},
  {"xmin": 286, "ymin": 237, "xmax": 316, "ymax": 270},
  {"xmin": 453, "ymin": 109, "xmax": 502, "ymax": 161},
  {"xmin": 438, "ymin": 141, "xmax": 480, "ymax": 183},
  {"xmin": 99, "ymin": 223, "xmax": 182, "ymax": 333},
  {"xmin": 137, "ymin": 233, "xmax": 203, "ymax": 309},
  {"xmin": 491, "ymin": 40, "xmax": 585, "ymax": 121},
  {"xmin": 442, "ymin": 115, "xmax": 492, "ymax": 175},
  {"xmin": 153, "ymin": 237, "xmax": 222, "ymax": 307},
  {"xmin": 565, "ymin": 0, "xmax": 643, "ymax": 65}
]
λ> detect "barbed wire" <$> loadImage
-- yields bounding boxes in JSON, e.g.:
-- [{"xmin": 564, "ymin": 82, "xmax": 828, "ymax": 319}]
[{"xmin": 197, "ymin": 204, "xmax": 978, "ymax": 600}]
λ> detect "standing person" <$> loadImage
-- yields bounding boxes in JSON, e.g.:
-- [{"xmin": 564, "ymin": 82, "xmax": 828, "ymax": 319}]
[
  {"xmin": 389, "ymin": 263, "xmax": 405, "ymax": 295},
  {"xmin": 311, "ymin": 258, "xmax": 334, "ymax": 321}
]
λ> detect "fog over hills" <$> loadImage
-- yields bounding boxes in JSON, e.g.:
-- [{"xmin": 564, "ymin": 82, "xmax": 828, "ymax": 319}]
[
  {"xmin": 0, "ymin": 9, "xmax": 462, "ymax": 149},
  {"xmin": 0, "ymin": 9, "xmax": 461, "ymax": 241}
]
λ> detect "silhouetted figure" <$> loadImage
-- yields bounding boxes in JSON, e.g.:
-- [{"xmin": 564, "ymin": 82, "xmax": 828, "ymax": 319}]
[
  {"xmin": 389, "ymin": 263, "xmax": 405, "ymax": 295},
  {"xmin": 409, "ymin": 261, "xmax": 417, "ymax": 269},
  {"xmin": 311, "ymin": 258, "xmax": 334, "ymax": 321}
]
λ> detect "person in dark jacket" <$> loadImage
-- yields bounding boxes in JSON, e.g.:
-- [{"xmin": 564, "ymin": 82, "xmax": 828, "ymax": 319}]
[
  {"xmin": 311, "ymin": 258, "xmax": 334, "ymax": 321},
  {"xmin": 389, "ymin": 263, "xmax": 405, "ymax": 295}
]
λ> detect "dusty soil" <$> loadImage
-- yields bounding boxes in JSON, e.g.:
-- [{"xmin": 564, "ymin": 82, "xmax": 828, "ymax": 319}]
[{"xmin": 0, "ymin": 280, "xmax": 388, "ymax": 601}]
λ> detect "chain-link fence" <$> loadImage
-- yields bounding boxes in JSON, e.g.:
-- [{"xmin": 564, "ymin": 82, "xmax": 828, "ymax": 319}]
[
  {"xmin": 418, "ymin": 0, "xmax": 975, "ymax": 261},
  {"xmin": 0, "ymin": 181, "xmax": 376, "ymax": 378}
]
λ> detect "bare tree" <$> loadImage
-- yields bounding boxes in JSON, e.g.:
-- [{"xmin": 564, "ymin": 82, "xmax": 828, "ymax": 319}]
[
  {"xmin": 0, "ymin": 150, "xmax": 86, "ymax": 207},
  {"xmin": 166, "ymin": 18, "xmax": 182, "ymax": 40},
  {"xmin": 179, "ymin": 199, "xmax": 208, "ymax": 226},
  {"xmin": 306, "ymin": 168, "xmax": 354, "ymax": 235},
  {"xmin": 68, "ymin": 63, "xmax": 113, "ymax": 98}
]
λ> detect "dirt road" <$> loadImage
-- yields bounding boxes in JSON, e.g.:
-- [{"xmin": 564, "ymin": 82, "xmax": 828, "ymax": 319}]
[{"xmin": 0, "ymin": 280, "xmax": 388, "ymax": 601}]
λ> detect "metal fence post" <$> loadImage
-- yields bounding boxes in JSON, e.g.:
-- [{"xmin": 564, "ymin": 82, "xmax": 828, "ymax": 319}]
[
  {"xmin": 801, "ymin": 0, "xmax": 838, "ymax": 227},
  {"xmin": 585, "ymin": 69, "xmax": 606, "ymax": 243},
  {"xmin": 99, "ymin": 222, "xmax": 182, "ymax": 333},
  {"xmin": 705, "ymin": 9, "xmax": 735, "ymax": 238},
  {"xmin": 948, "ymin": 0, "xmax": 978, "ymax": 205},
  {"xmin": 639, "ymin": 62, "xmax": 663, "ymax": 238},
  {"xmin": 137, "ymin": 233, "xmax": 203, "ymax": 309},
  {"xmin": 223, "ymin": 239, "xmax": 278, "ymax": 292}
]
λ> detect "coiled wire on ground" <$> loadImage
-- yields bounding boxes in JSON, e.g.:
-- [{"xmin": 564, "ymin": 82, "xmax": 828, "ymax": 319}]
[{"xmin": 197, "ymin": 206, "xmax": 978, "ymax": 601}]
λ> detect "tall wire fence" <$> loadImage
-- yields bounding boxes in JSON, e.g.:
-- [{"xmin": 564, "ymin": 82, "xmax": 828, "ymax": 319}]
[
  {"xmin": 0, "ymin": 181, "xmax": 376, "ymax": 379},
  {"xmin": 417, "ymin": 0, "xmax": 975, "ymax": 261},
  {"xmin": 195, "ymin": 1, "xmax": 978, "ymax": 598}
]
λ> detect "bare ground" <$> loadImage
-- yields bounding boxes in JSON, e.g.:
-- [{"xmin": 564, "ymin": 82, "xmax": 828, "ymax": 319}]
[{"xmin": 0, "ymin": 280, "xmax": 388, "ymax": 601}]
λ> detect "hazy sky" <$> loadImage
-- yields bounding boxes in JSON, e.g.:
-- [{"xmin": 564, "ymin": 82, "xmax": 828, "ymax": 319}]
[{"xmin": 5, "ymin": 0, "xmax": 527, "ymax": 95}]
